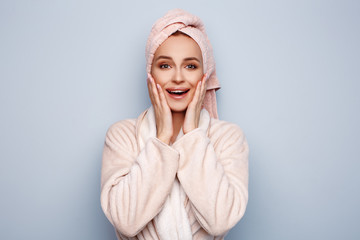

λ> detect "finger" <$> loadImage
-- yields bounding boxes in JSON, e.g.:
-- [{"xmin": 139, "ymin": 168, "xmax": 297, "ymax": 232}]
[
  {"xmin": 200, "ymin": 76, "xmax": 207, "ymax": 100},
  {"xmin": 201, "ymin": 73, "xmax": 207, "ymax": 82},
  {"xmin": 147, "ymin": 76, "xmax": 158, "ymax": 105},
  {"xmin": 149, "ymin": 75, "xmax": 161, "ymax": 106},
  {"xmin": 157, "ymin": 84, "xmax": 170, "ymax": 109},
  {"xmin": 201, "ymin": 74, "xmax": 207, "ymax": 92},
  {"xmin": 196, "ymin": 74, "xmax": 206, "ymax": 102},
  {"xmin": 194, "ymin": 80, "xmax": 202, "ymax": 101},
  {"xmin": 188, "ymin": 80, "xmax": 201, "ymax": 109},
  {"xmin": 147, "ymin": 77, "xmax": 155, "ymax": 104}
]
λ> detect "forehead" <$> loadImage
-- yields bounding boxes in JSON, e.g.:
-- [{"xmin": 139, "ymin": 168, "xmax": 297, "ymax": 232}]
[{"xmin": 154, "ymin": 34, "xmax": 203, "ymax": 60}]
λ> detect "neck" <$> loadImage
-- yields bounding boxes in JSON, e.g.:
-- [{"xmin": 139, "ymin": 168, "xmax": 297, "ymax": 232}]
[{"xmin": 170, "ymin": 110, "xmax": 186, "ymax": 144}]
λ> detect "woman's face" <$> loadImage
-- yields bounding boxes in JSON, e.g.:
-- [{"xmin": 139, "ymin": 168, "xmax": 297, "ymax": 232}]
[{"xmin": 151, "ymin": 33, "xmax": 204, "ymax": 112}]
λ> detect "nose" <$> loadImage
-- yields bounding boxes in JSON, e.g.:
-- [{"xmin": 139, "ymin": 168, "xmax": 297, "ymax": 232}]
[{"xmin": 172, "ymin": 68, "xmax": 185, "ymax": 84}]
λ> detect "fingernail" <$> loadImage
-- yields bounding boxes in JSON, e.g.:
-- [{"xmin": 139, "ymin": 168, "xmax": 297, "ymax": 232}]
[
  {"xmin": 147, "ymin": 73, "xmax": 153, "ymax": 82},
  {"xmin": 156, "ymin": 84, "xmax": 160, "ymax": 89}
]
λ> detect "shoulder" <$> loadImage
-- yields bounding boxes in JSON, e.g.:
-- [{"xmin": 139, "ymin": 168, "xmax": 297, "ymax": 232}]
[
  {"xmin": 104, "ymin": 119, "xmax": 138, "ymax": 150},
  {"xmin": 209, "ymin": 118, "xmax": 246, "ymax": 141},
  {"xmin": 106, "ymin": 119, "xmax": 137, "ymax": 136},
  {"xmin": 208, "ymin": 118, "xmax": 248, "ymax": 152}
]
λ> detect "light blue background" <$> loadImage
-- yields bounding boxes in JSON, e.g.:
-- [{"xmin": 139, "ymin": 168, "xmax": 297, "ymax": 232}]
[{"xmin": 1, "ymin": 0, "xmax": 359, "ymax": 239}]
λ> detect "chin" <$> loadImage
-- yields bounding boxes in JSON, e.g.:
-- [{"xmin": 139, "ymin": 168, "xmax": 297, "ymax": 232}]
[
  {"xmin": 166, "ymin": 95, "xmax": 192, "ymax": 113},
  {"xmin": 169, "ymin": 104, "xmax": 188, "ymax": 113}
]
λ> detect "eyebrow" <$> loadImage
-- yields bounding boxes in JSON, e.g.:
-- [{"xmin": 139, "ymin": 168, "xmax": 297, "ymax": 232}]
[
  {"xmin": 184, "ymin": 57, "xmax": 201, "ymax": 63},
  {"xmin": 155, "ymin": 55, "xmax": 172, "ymax": 61},
  {"xmin": 154, "ymin": 55, "xmax": 201, "ymax": 63}
]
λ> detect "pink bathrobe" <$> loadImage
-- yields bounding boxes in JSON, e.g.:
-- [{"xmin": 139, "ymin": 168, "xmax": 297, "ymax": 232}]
[
  {"xmin": 100, "ymin": 106, "xmax": 249, "ymax": 239},
  {"xmin": 101, "ymin": 8, "xmax": 249, "ymax": 240}
]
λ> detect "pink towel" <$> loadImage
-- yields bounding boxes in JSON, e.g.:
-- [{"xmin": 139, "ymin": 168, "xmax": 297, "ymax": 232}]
[{"xmin": 145, "ymin": 9, "xmax": 221, "ymax": 118}]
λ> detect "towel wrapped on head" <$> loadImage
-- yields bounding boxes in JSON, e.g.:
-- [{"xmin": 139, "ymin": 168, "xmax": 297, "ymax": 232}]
[{"xmin": 145, "ymin": 8, "xmax": 221, "ymax": 118}]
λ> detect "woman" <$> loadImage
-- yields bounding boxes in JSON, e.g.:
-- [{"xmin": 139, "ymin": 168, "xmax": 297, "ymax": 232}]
[{"xmin": 100, "ymin": 9, "xmax": 249, "ymax": 240}]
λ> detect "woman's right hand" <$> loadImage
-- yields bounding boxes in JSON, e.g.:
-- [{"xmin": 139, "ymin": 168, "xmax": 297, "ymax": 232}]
[{"xmin": 147, "ymin": 74, "xmax": 173, "ymax": 145}]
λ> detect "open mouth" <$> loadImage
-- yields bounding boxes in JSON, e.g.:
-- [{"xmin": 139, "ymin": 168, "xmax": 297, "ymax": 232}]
[{"xmin": 166, "ymin": 89, "xmax": 190, "ymax": 96}]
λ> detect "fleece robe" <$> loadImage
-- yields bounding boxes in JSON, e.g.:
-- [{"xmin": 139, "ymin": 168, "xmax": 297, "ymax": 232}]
[{"xmin": 100, "ymin": 108, "xmax": 249, "ymax": 240}]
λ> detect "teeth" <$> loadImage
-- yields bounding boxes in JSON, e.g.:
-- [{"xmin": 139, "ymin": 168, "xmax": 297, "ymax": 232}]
[{"xmin": 167, "ymin": 89, "xmax": 189, "ymax": 95}]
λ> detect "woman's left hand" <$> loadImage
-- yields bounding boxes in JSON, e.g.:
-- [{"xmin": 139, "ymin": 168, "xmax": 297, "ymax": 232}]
[{"xmin": 183, "ymin": 74, "xmax": 207, "ymax": 134}]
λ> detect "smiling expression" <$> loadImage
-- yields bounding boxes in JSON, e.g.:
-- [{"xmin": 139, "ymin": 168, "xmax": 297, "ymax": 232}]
[{"xmin": 151, "ymin": 32, "xmax": 204, "ymax": 112}]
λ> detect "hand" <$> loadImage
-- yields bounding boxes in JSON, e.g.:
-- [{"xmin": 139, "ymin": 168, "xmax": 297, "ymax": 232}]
[
  {"xmin": 183, "ymin": 74, "xmax": 207, "ymax": 134},
  {"xmin": 147, "ymin": 74, "xmax": 173, "ymax": 144}
]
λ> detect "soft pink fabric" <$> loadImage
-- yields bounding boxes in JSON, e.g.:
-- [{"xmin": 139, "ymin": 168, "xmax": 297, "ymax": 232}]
[
  {"xmin": 145, "ymin": 8, "xmax": 220, "ymax": 118},
  {"xmin": 100, "ymin": 107, "xmax": 249, "ymax": 239},
  {"xmin": 99, "ymin": 10, "xmax": 249, "ymax": 239}
]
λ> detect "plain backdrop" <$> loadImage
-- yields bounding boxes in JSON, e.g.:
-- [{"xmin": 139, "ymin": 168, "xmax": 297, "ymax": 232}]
[{"xmin": 1, "ymin": 0, "xmax": 359, "ymax": 239}]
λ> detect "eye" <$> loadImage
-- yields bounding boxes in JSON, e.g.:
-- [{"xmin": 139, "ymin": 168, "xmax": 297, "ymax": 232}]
[
  {"xmin": 160, "ymin": 64, "xmax": 171, "ymax": 69},
  {"xmin": 185, "ymin": 64, "xmax": 197, "ymax": 69}
]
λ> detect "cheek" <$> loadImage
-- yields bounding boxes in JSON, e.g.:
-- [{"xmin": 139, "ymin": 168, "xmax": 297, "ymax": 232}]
[
  {"xmin": 184, "ymin": 71, "xmax": 203, "ymax": 87},
  {"xmin": 151, "ymin": 69, "xmax": 171, "ymax": 86}
]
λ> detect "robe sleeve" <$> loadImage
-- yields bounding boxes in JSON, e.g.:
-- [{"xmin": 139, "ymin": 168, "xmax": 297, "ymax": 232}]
[
  {"xmin": 100, "ymin": 120, "xmax": 179, "ymax": 237},
  {"xmin": 172, "ymin": 121, "xmax": 249, "ymax": 236}
]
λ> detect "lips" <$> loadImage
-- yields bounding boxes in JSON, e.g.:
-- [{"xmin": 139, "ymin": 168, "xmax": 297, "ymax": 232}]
[
  {"xmin": 166, "ymin": 88, "xmax": 190, "ymax": 99},
  {"xmin": 166, "ymin": 89, "xmax": 190, "ymax": 95}
]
